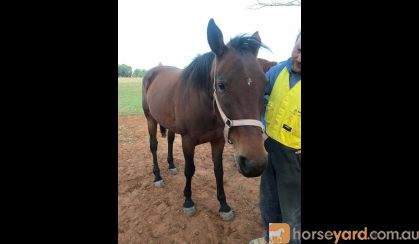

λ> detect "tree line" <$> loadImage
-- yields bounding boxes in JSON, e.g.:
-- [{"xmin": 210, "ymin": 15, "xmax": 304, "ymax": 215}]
[{"xmin": 118, "ymin": 64, "xmax": 147, "ymax": 77}]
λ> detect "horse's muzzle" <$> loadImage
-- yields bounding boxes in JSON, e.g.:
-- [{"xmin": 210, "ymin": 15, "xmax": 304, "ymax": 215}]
[{"xmin": 237, "ymin": 155, "xmax": 267, "ymax": 177}]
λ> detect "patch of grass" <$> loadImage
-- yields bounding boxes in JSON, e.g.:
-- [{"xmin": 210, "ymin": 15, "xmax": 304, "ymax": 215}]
[
  {"xmin": 118, "ymin": 77, "xmax": 143, "ymax": 116},
  {"xmin": 118, "ymin": 135, "xmax": 138, "ymax": 143}
]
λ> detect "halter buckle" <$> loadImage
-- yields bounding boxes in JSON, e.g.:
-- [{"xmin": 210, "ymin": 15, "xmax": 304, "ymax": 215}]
[{"xmin": 225, "ymin": 119, "xmax": 232, "ymax": 128}]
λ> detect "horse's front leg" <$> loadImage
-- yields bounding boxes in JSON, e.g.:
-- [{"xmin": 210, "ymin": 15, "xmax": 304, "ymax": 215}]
[
  {"xmin": 181, "ymin": 136, "xmax": 196, "ymax": 216},
  {"xmin": 211, "ymin": 139, "xmax": 234, "ymax": 221}
]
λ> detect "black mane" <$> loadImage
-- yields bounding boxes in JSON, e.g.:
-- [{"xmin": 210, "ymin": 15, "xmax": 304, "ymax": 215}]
[
  {"xmin": 180, "ymin": 52, "xmax": 215, "ymax": 92},
  {"xmin": 227, "ymin": 34, "xmax": 269, "ymax": 53}
]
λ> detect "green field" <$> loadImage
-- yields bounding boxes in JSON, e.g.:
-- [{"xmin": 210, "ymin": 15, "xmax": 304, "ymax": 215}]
[{"xmin": 118, "ymin": 77, "xmax": 143, "ymax": 116}]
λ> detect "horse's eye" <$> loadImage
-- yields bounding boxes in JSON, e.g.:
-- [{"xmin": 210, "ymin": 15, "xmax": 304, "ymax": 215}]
[{"xmin": 217, "ymin": 82, "xmax": 225, "ymax": 91}]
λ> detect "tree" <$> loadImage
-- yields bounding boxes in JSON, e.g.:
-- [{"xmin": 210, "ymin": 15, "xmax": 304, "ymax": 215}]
[
  {"xmin": 248, "ymin": 0, "xmax": 301, "ymax": 9},
  {"xmin": 132, "ymin": 69, "xmax": 146, "ymax": 77},
  {"xmin": 118, "ymin": 64, "xmax": 132, "ymax": 77}
]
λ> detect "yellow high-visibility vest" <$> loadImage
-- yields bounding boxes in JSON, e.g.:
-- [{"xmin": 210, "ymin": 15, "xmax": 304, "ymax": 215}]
[{"xmin": 265, "ymin": 67, "xmax": 301, "ymax": 149}]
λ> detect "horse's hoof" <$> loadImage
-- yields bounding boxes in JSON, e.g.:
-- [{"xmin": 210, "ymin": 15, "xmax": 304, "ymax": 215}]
[
  {"xmin": 168, "ymin": 168, "xmax": 178, "ymax": 175},
  {"xmin": 154, "ymin": 180, "xmax": 164, "ymax": 188},
  {"xmin": 219, "ymin": 210, "xmax": 234, "ymax": 221},
  {"xmin": 183, "ymin": 206, "xmax": 196, "ymax": 216}
]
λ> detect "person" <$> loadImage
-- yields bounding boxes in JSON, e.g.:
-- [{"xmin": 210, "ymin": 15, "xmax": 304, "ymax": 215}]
[{"xmin": 250, "ymin": 32, "xmax": 301, "ymax": 244}]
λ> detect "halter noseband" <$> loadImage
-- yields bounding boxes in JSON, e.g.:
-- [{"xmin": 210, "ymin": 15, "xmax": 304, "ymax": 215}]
[{"xmin": 212, "ymin": 58, "xmax": 266, "ymax": 144}]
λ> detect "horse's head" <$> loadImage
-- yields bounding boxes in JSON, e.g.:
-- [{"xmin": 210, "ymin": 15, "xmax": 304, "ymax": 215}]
[{"xmin": 207, "ymin": 19, "xmax": 268, "ymax": 177}]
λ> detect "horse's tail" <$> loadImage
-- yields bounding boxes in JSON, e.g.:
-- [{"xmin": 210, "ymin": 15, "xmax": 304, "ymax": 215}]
[{"xmin": 159, "ymin": 124, "xmax": 167, "ymax": 138}]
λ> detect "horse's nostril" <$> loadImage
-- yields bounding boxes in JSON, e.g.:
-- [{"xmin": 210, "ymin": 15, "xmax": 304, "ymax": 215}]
[
  {"xmin": 237, "ymin": 155, "xmax": 265, "ymax": 177},
  {"xmin": 238, "ymin": 156, "xmax": 248, "ymax": 172},
  {"xmin": 239, "ymin": 156, "xmax": 251, "ymax": 175}
]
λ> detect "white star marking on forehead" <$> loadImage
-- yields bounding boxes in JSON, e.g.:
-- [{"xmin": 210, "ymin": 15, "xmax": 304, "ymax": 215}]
[{"xmin": 247, "ymin": 78, "xmax": 253, "ymax": 86}]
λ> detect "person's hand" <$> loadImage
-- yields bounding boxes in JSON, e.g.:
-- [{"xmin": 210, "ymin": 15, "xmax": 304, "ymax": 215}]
[{"xmin": 295, "ymin": 149, "xmax": 301, "ymax": 169}]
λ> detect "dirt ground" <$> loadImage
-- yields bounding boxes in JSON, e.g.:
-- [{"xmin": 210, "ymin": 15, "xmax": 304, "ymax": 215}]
[{"xmin": 118, "ymin": 115, "xmax": 265, "ymax": 243}]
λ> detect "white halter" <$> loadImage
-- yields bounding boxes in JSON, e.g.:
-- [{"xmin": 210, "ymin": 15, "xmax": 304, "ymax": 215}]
[{"xmin": 212, "ymin": 58, "xmax": 266, "ymax": 144}]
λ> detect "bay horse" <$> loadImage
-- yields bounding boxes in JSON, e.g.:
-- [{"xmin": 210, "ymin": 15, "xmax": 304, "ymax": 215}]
[
  {"xmin": 257, "ymin": 58, "xmax": 277, "ymax": 73},
  {"xmin": 156, "ymin": 58, "xmax": 275, "ymax": 138},
  {"xmin": 156, "ymin": 58, "xmax": 278, "ymax": 141},
  {"xmin": 142, "ymin": 18, "xmax": 268, "ymax": 221},
  {"xmin": 155, "ymin": 58, "xmax": 276, "ymax": 138}
]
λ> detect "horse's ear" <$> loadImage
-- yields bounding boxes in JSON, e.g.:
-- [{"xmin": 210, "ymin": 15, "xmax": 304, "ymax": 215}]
[
  {"xmin": 207, "ymin": 18, "xmax": 226, "ymax": 57},
  {"xmin": 251, "ymin": 31, "xmax": 262, "ymax": 57},
  {"xmin": 252, "ymin": 31, "xmax": 261, "ymax": 43}
]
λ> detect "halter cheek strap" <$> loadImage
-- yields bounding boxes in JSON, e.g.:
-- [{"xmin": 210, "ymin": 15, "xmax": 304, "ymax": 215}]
[{"xmin": 212, "ymin": 58, "xmax": 266, "ymax": 144}]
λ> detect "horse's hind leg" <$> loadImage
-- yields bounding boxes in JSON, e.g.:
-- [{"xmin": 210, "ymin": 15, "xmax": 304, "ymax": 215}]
[
  {"xmin": 167, "ymin": 130, "xmax": 177, "ymax": 175},
  {"xmin": 159, "ymin": 124, "xmax": 166, "ymax": 138},
  {"xmin": 145, "ymin": 113, "xmax": 164, "ymax": 187}
]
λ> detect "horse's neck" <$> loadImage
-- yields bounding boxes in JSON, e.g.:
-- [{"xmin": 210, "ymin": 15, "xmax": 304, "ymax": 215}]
[
  {"xmin": 177, "ymin": 86, "xmax": 214, "ymax": 114},
  {"xmin": 175, "ymin": 85, "xmax": 221, "ymax": 129}
]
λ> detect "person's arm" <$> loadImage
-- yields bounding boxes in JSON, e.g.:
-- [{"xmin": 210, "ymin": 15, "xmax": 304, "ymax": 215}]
[
  {"xmin": 264, "ymin": 62, "xmax": 283, "ymax": 106},
  {"xmin": 264, "ymin": 66, "xmax": 275, "ymax": 108},
  {"xmin": 264, "ymin": 67, "xmax": 275, "ymax": 97},
  {"xmin": 262, "ymin": 66, "xmax": 277, "ymax": 126},
  {"xmin": 264, "ymin": 60, "xmax": 287, "ymax": 97}
]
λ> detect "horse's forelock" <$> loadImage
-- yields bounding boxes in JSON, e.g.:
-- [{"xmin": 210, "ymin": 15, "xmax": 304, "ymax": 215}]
[{"xmin": 227, "ymin": 35, "xmax": 270, "ymax": 55}]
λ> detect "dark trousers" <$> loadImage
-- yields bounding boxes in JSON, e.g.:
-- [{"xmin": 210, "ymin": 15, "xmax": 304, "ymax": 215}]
[{"xmin": 260, "ymin": 137, "xmax": 301, "ymax": 244}]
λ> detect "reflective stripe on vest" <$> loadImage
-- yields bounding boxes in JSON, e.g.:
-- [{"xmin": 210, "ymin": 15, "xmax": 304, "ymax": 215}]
[{"xmin": 265, "ymin": 67, "xmax": 301, "ymax": 149}]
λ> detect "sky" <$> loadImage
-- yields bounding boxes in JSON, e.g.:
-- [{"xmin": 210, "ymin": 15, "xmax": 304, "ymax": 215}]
[{"xmin": 118, "ymin": 0, "xmax": 301, "ymax": 71}]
